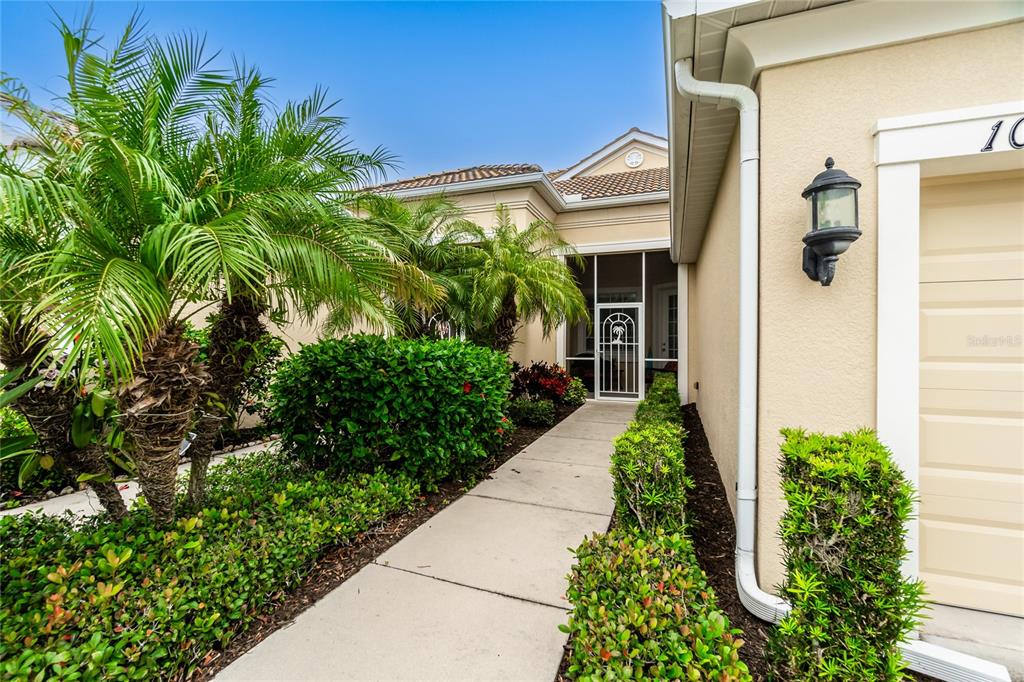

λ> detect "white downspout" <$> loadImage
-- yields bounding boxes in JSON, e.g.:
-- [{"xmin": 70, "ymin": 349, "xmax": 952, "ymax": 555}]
[
  {"xmin": 673, "ymin": 58, "xmax": 789, "ymax": 623},
  {"xmin": 671, "ymin": 58, "xmax": 1010, "ymax": 682}
]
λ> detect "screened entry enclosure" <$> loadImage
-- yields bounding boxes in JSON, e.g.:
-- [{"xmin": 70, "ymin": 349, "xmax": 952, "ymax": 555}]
[{"xmin": 565, "ymin": 250, "xmax": 679, "ymax": 400}]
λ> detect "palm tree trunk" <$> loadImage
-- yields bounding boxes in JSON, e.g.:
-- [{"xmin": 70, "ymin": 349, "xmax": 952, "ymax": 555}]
[
  {"xmin": 1, "ymin": 336, "xmax": 127, "ymax": 519},
  {"xmin": 118, "ymin": 322, "xmax": 208, "ymax": 526},
  {"xmin": 492, "ymin": 291, "xmax": 519, "ymax": 353},
  {"xmin": 187, "ymin": 296, "xmax": 266, "ymax": 508}
]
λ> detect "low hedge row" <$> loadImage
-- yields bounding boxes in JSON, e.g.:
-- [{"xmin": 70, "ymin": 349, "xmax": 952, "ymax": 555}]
[
  {"xmin": 0, "ymin": 454, "xmax": 419, "ymax": 681},
  {"xmin": 563, "ymin": 530, "xmax": 750, "ymax": 681},
  {"xmin": 271, "ymin": 335, "xmax": 511, "ymax": 485},
  {"xmin": 610, "ymin": 420, "xmax": 689, "ymax": 533},
  {"xmin": 634, "ymin": 373, "xmax": 683, "ymax": 425},
  {"xmin": 768, "ymin": 428, "xmax": 924, "ymax": 681},
  {"xmin": 564, "ymin": 375, "xmax": 749, "ymax": 680}
]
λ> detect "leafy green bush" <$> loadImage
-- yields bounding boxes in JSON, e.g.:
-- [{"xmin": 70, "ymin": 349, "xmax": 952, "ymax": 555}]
[
  {"xmin": 610, "ymin": 420, "xmax": 689, "ymax": 532},
  {"xmin": 767, "ymin": 428, "xmax": 925, "ymax": 681},
  {"xmin": 635, "ymin": 373, "xmax": 682, "ymax": 425},
  {"xmin": 272, "ymin": 335, "xmax": 510, "ymax": 484},
  {"xmin": 0, "ymin": 452, "xmax": 418, "ymax": 681},
  {"xmin": 562, "ymin": 377, "xmax": 587, "ymax": 407},
  {"xmin": 507, "ymin": 397, "xmax": 555, "ymax": 427},
  {"xmin": 562, "ymin": 529, "xmax": 751, "ymax": 681}
]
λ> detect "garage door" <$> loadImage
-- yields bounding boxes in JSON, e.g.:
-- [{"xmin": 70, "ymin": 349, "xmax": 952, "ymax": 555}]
[{"xmin": 919, "ymin": 170, "xmax": 1024, "ymax": 617}]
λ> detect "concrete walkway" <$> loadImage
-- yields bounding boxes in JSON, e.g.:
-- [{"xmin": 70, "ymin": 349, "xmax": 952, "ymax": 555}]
[
  {"xmin": 0, "ymin": 441, "xmax": 274, "ymax": 519},
  {"xmin": 217, "ymin": 401, "xmax": 635, "ymax": 682}
]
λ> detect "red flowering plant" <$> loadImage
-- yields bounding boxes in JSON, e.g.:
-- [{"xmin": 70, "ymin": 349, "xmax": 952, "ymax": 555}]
[{"xmin": 510, "ymin": 361, "xmax": 572, "ymax": 403}]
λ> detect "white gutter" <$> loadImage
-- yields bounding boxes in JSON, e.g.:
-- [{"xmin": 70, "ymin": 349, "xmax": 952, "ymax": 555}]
[
  {"xmin": 671, "ymin": 56, "xmax": 1010, "ymax": 682},
  {"xmin": 673, "ymin": 58, "xmax": 789, "ymax": 622}
]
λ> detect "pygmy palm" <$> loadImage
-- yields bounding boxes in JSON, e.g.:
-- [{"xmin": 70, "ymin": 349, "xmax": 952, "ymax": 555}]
[{"xmin": 458, "ymin": 205, "xmax": 589, "ymax": 353}]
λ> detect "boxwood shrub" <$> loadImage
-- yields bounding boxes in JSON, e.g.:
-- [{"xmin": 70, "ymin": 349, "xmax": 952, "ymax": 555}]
[
  {"xmin": 562, "ymin": 529, "xmax": 751, "ymax": 681},
  {"xmin": 634, "ymin": 373, "xmax": 683, "ymax": 425},
  {"xmin": 767, "ymin": 428, "xmax": 925, "ymax": 681},
  {"xmin": 0, "ymin": 453, "xmax": 418, "ymax": 681},
  {"xmin": 271, "ymin": 335, "xmax": 511, "ymax": 484},
  {"xmin": 611, "ymin": 420, "xmax": 690, "ymax": 533},
  {"xmin": 507, "ymin": 397, "xmax": 555, "ymax": 427}
]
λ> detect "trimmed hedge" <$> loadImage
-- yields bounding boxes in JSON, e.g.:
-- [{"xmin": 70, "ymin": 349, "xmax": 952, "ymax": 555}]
[
  {"xmin": 272, "ymin": 335, "xmax": 511, "ymax": 484},
  {"xmin": 0, "ymin": 453, "xmax": 418, "ymax": 681},
  {"xmin": 563, "ymin": 529, "xmax": 751, "ymax": 681},
  {"xmin": 507, "ymin": 397, "xmax": 555, "ymax": 427},
  {"xmin": 635, "ymin": 373, "xmax": 682, "ymax": 425},
  {"xmin": 767, "ymin": 428, "xmax": 925, "ymax": 681},
  {"xmin": 611, "ymin": 420, "xmax": 689, "ymax": 533}
]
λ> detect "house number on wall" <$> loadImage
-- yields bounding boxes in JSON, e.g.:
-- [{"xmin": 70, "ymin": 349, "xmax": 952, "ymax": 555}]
[{"xmin": 981, "ymin": 116, "xmax": 1024, "ymax": 152}]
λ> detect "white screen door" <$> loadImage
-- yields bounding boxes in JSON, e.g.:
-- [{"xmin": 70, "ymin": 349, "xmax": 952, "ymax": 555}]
[{"xmin": 596, "ymin": 304, "xmax": 643, "ymax": 400}]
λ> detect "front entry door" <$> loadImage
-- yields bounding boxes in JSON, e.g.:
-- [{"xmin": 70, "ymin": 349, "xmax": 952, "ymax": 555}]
[{"xmin": 597, "ymin": 304, "xmax": 643, "ymax": 400}]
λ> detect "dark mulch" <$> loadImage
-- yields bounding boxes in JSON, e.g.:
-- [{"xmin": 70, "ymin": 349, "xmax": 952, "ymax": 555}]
[
  {"xmin": 191, "ymin": 403, "xmax": 580, "ymax": 680},
  {"xmin": 680, "ymin": 402, "xmax": 773, "ymax": 680}
]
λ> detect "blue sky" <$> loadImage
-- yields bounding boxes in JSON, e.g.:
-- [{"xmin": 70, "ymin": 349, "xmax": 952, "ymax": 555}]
[{"xmin": 1, "ymin": 1, "xmax": 667, "ymax": 179}]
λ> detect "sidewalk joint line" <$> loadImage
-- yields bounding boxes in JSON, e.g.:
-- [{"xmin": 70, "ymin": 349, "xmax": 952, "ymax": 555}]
[
  {"xmin": 516, "ymin": 455, "xmax": 610, "ymax": 470},
  {"xmin": 464, "ymin": 492, "xmax": 611, "ymax": 518},
  {"xmin": 373, "ymin": 562, "xmax": 569, "ymax": 612}
]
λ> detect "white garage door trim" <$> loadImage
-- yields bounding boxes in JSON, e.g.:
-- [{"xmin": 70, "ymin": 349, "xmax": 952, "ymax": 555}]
[{"xmin": 874, "ymin": 100, "xmax": 1024, "ymax": 581}]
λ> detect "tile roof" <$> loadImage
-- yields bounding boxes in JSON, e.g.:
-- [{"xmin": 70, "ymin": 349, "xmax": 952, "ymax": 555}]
[
  {"xmin": 371, "ymin": 163, "xmax": 542, "ymax": 193},
  {"xmin": 372, "ymin": 164, "xmax": 668, "ymax": 202},
  {"xmin": 553, "ymin": 166, "xmax": 668, "ymax": 199}
]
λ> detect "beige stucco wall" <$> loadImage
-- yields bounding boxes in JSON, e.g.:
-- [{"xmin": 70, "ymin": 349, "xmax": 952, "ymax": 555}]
[
  {"xmin": 754, "ymin": 22, "xmax": 1024, "ymax": 589},
  {"xmin": 691, "ymin": 131, "xmax": 742, "ymax": 513},
  {"xmin": 580, "ymin": 141, "xmax": 669, "ymax": 177},
  {"xmin": 555, "ymin": 203, "xmax": 669, "ymax": 247}
]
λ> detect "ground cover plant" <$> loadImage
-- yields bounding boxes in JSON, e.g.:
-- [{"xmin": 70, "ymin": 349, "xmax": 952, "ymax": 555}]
[
  {"xmin": 272, "ymin": 335, "xmax": 511, "ymax": 485},
  {"xmin": 768, "ymin": 428, "xmax": 925, "ymax": 681},
  {"xmin": 507, "ymin": 397, "xmax": 555, "ymax": 427},
  {"xmin": 0, "ymin": 452, "xmax": 418, "ymax": 681}
]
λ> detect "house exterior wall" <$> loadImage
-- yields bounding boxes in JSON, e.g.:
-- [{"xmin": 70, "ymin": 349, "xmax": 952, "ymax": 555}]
[
  {"xmin": 754, "ymin": 21, "xmax": 1024, "ymax": 590},
  {"xmin": 691, "ymin": 130, "xmax": 742, "ymax": 513}
]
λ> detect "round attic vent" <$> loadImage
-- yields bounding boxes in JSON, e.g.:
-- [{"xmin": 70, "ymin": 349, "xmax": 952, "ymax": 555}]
[{"xmin": 625, "ymin": 150, "xmax": 644, "ymax": 168}]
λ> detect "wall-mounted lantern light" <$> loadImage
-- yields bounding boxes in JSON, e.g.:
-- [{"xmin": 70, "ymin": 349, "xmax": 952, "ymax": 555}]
[{"xmin": 801, "ymin": 157, "xmax": 861, "ymax": 286}]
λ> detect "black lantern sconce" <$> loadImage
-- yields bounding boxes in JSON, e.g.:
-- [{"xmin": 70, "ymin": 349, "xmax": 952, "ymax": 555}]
[{"xmin": 801, "ymin": 157, "xmax": 861, "ymax": 286}]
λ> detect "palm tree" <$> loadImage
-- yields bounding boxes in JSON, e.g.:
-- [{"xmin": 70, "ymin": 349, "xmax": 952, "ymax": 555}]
[
  {"xmin": 457, "ymin": 205, "xmax": 589, "ymax": 353},
  {"xmin": 1, "ymin": 16, "xmax": 269, "ymax": 525},
  {"xmin": 0, "ymin": 80, "xmax": 128, "ymax": 518},
  {"xmin": 183, "ymin": 65, "xmax": 404, "ymax": 507},
  {"xmin": 359, "ymin": 194, "xmax": 478, "ymax": 339}
]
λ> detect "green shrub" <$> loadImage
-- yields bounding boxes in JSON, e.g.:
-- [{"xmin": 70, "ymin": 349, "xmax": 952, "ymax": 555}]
[
  {"xmin": 562, "ymin": 377, "xmax": 587, "ymax": 407},
  {"xmin": 562, "ymin": 529, "xmax": 751, "ymax": 681},
  {"xmin": 767, "ymin": 428, "xmax": 925, "ymax": 681},
  {"xmin": 610, "ymin": 420, "xmax": 689, "ymax": 532},
  {"xmin": 507, "ymin": 397, "xmax": 555, "ymax": 427},
  {"xmin": 272, "ymin": 335, "xmax": 510, "ymax": 484},
  {"xmin": 0, "ymin": 452, "xmax": 418, "ymax": 681},
  {"xmin": 635, "ymin": 373, "xmax": 682, "ymax": 425}
]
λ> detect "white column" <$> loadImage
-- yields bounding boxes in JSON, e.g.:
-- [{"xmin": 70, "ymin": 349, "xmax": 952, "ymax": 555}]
[{"xmin": 876, "ymin": 161, "xmax": 922, "ymax": 579}]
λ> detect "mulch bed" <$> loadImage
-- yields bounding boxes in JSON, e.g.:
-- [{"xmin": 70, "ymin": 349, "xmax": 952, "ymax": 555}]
[
  {"xmin": 192, "ymin": 403, "xmax": 580, "ymax": 680},
  {"xmin": 680, "ymin": 402, "xmax": 773, "ymax": 680}
]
